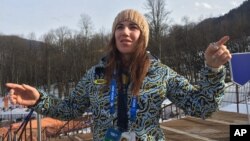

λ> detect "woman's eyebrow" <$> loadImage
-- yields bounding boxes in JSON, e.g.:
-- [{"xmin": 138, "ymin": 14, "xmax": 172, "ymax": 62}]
[
  {"xmin": 129, "ymin": 22, "xmax": 138, "ymax": 26},
  {"xmin": 117, "ymin": 23, "xmax": 124, "ymax": 26}
]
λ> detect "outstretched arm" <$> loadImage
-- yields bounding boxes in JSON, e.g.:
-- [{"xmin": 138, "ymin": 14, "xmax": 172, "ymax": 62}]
[
  {"xmin": 6, "ymin": 70, "xmax": 93, "ymax": 120},
  {"xmin": 166, "ymin": 36, "xmax": 231, "ymax": 118}
]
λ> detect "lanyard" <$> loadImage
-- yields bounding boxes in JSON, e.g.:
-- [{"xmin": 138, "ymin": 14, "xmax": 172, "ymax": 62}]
[
  {"xmin": 130, "ymin": 96, "xmax": 137, "ymax": 122},
  {"xmin": 109, "ymin": 78, "xmax": 116, "ymax": 114},
  {"xmin": 109, "ymin": 76, "xmax": 137, "ymax": 122}
]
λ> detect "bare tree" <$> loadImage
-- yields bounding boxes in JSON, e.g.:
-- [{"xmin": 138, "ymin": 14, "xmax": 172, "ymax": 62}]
[
  {"xmin": 78, "ymin": 13, "xmax": 94, "ymax": 37},
  {"xmin": 41, "ymin": 32, "xmax": 57, "ymax": 93},
  {"xmin": 54, "ymin": 26, "xmax": 72, "ymax": 52},
  {"xmin": 144, "ymin": 0, "xmax": 171, "ymax": 59},
  {"xmin": 27, "ymin": 32, "xmax": 36, "ymax": 41}
]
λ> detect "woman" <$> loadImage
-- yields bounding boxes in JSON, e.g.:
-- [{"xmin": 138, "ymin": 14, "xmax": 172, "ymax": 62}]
[{"xmin": 6, "ymin": 9, "xmax": 231, "ymax": 140}]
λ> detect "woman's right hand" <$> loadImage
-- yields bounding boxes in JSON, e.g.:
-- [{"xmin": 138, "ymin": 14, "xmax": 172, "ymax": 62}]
[{"xmin": 6, "ymin": 83, "xmax": 40, "ymax": 107}]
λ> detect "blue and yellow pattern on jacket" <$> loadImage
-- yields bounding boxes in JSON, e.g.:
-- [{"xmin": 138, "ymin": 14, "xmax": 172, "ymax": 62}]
[{"xmin": 33, "ymin": 57, "xmax": 226, "ymax": 141}]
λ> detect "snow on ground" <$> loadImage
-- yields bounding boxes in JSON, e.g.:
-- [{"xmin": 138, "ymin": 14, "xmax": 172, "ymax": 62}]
[
  {"xmin": 0, "ymin": 97, "xmax": 37, "ymax": 121},
  {"xmin": 220, "ymin": 103, "xmax": 250, "ymax": 114}
]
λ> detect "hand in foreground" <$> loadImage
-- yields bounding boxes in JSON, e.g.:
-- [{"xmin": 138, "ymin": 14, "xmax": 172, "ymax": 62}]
[
  {"xmin": 6, "ymin": 83, "xmax": 40, "ymax": 107},
  {"xmin": 204, "ymin": 36, "xmax": 232, "ymax": 68}
]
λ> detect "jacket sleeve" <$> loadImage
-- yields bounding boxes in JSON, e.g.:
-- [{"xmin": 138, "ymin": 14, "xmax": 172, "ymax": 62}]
[
  {"xmin": 31, "ymin": 68, "xmax": 94, "ymax": 120},
  {"xmin": 166, "ymin": 66, "xmax": 226, "ymax": 118}
]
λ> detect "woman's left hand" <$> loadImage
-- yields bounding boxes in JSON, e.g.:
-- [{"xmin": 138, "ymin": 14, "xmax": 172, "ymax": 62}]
[{"xmin": 204, "ymin": 36, "xmax": 232, "ymax": 68}]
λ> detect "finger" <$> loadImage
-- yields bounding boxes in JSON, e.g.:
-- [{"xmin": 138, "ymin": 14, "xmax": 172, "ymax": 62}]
[
  {"xmin": 206, "ymin": 44, "xmax": 221, "ymax": 56},
  {"xmin": 8, "ymin": 89, "xmax": 17, "ymax": 100},
  {"xmin": 207, "ymin": 37, "xmax": 229, "ymax": 53},
  {"xmin": 215, "ymin": 51, "xmax": 231, "ymax": 64},
  {"xmin": 8, "ymin": 89, "xmax": 15, "ymax": 95},
  {"xmin": 208, "ymin": 42, "xmax": 219, "ymax": 51},
  {"xmin": 221, "ymin": 51, "xmax": 232, "ymax": 61},
  {"xmin": 216, "ymin": 36, "xmax": 230, "ymax": 46},
  {"xmin": 9, "ymin": 92, "xmax": 17, "ymax": 102},
  {"xmin": 6, "ymin": 83, "xmax": 25, "ymax": 91},
  {"xmin": 213, "ymin": 46, "xmax": 228, "ymax": 58},
  {"xmin": 10, "ymin": 93, "xmax": 17, "ymax": 99},
  {"xmin": 22, "ymin": 84, "xmax": 34, "ymax": 91},
  {"xmin": 220, "ymin": 55, "xmax": 231, "ymax": 65},
  {"xmin": 9, "ymin": 94, "xmax": 17, "ymax": 104}
]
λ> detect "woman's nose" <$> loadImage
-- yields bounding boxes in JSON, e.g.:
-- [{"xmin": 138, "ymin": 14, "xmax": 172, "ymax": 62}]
[{"xmin": 121, "ymin": 27, "xmax": 130, "ymax": 35}]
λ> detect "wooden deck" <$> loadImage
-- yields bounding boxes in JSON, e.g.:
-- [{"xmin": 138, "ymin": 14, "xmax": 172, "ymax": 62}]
[
  {"xmin": 65, "ymin": 111, "xmax": 248, "ymax": 141},
  {"xmin": 161, "ymin": 111, "xmax": 249, "ymax": 141}
]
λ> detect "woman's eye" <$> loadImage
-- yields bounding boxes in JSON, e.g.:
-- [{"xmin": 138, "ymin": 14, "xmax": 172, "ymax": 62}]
[
  {"xmin": 116, "ymin": 25, "xmax": 123, "ymax": 30},
  {"xmin": 129, "ymin": 25, "xmax": 139, "ymax": 30}
]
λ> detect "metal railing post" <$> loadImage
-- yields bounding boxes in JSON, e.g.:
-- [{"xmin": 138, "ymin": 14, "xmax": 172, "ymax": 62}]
[{"xmin": 37, "ymin": 114, "xmax": 41, "ymax": 141}]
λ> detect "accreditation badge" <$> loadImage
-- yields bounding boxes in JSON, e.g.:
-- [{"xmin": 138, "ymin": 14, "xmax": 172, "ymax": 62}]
[
  {"xmin": 105, "ymin": 128, "xmax": 122, "ymax": 141},
  {"xmin": 120, "ymin": 132, "xmax": 136, "ymax": 141}
]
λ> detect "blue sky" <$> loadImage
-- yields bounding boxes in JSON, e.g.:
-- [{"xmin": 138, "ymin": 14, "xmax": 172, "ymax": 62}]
[{"xmin": 0, "ymin": 0, "xmax": 246, "ymax": 39}]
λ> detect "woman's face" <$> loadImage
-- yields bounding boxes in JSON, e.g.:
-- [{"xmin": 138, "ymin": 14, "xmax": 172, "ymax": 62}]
[{"xmin": 115, "ymin": 21, "xmax": 141, "ymax": 56}]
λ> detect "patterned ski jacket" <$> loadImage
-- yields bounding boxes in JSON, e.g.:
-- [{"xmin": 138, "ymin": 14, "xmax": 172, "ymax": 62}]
[{"xmin": 33, "ymin": 56, "xmax": 226, "ymax": 141}]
